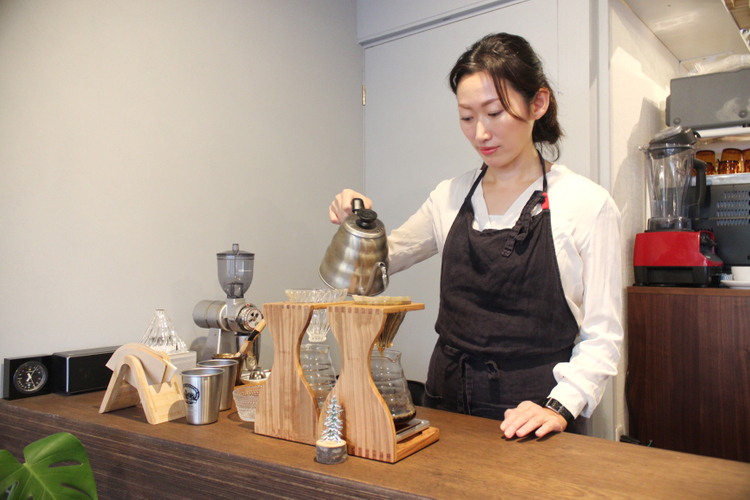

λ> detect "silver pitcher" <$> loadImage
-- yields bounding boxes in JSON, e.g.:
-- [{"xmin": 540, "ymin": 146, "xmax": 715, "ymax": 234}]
[{"xmin": 319, "ymin": 198, "xmax": 389, "ymax": 296}]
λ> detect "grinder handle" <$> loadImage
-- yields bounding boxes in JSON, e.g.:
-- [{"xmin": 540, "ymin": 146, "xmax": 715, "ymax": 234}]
[{"xmin": 235, "ymin": 319, "xmax": 266, "ymax": 357}]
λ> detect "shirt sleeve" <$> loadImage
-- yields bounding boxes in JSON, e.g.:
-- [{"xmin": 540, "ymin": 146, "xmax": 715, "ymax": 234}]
[
  {"xmin": 387, "ymin": 194, "xmax": 440, "ymax": 275},
  {"xmin": 549, "ymin": 195, "xmax": 624, "ymax": 419}
]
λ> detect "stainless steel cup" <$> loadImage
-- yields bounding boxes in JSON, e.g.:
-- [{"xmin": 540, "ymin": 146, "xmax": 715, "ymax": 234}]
[
  {"xmin": 197, "ymin": 359, "xmax": 239, "ymax": 411},
  {"xmin": 181, "ymin": 367, "xmax": 223, "ymax": 424}
]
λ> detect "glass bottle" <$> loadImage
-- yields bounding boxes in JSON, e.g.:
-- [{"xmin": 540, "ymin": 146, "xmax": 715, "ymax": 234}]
[
  {"xmin": 695, "ymin": 150, "xmax": 716, "ymax": 176},
  {"xmin": 719, "ymin": 148, "xmax": 742, "ymax": 174}
]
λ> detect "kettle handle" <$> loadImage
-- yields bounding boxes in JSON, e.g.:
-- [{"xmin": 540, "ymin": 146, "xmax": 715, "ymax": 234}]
[
  {"xmin": 352, "ymin": 198, "xmax": 365, "ymax": 213},
  {"xmin": 351, "ymin": 198, "xmax": 379, "ymax": 229}
]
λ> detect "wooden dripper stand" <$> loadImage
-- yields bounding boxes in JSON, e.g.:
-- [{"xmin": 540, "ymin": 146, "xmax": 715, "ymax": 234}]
[
  {"xmin": 254, "ymin": 298, "xmax": 439, "ymax": 462},
  {"xmin": 254, "ymin": 301, "xmax": 340, "ymax": 444},
  {"xmin": 321, "ymin": 300, "xmax": 439, "ymax": 463}
]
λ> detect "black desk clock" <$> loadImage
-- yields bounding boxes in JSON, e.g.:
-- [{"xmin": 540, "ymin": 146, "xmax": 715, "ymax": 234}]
[{"xmin": 3, "ymin": 355, "xmax": 54, "ymax": 400}]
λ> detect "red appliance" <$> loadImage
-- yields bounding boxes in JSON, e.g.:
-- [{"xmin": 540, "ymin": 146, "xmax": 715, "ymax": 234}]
[{"xmin": 633, "ymin": 126, "xmax": 722, "ymax": 286}]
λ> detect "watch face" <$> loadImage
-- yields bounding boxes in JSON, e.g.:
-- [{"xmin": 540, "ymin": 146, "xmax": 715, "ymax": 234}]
[{"xmin": 13, "ymin": 361, "xmax": 48, "ymax": 394}]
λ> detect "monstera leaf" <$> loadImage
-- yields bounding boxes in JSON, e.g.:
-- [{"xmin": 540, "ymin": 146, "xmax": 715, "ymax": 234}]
[{"xmin": 0, "ymin": 432, "xmax": 97, "ymax": 500}]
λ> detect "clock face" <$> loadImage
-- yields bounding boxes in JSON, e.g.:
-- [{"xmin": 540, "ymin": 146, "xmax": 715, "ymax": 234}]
[{"xmin": 13, "ymin": 361, "xmax": 49, "ymax": 394}]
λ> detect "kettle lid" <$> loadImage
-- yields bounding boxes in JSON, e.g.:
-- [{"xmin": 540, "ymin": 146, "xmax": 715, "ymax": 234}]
[
  {"xmin": 342, "ymin": 199, "xmax": 386, "ymax": 238},
  {"xmin": 343, "ymin": 211, "xmax": 386, "ymax": 238}
]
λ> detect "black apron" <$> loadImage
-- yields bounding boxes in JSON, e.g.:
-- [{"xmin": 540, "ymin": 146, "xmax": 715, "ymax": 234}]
[{"xmin": 424, "ymin": 154, "xmax": 584, "ymax": 432}]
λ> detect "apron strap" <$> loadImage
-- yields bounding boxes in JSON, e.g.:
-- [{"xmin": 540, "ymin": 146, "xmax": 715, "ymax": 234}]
[
  {"xmin": 502, "ymin": 190, "xmax": 546, "ymax": 257},
  {"xmin": 501, "ymin": 150, "xmax": 549, "ymax": 258},
  {"xmin": 443, "ymin": 343, "xmax": 471, "ymax": 413},
  {"xmin": 443, "ymin": 342, "xmax": 501, "ymax": 416}
]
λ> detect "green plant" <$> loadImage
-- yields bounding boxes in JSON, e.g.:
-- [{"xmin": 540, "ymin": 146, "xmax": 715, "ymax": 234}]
[{"xmin": 0, "ymin": 432, "xmax": 97, "ymax": 500}]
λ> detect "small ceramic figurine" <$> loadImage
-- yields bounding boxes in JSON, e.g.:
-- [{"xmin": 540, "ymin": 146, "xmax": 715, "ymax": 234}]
[{"xmin": 315, "ymin": 395, "xmax": 347, "ymax": 464}]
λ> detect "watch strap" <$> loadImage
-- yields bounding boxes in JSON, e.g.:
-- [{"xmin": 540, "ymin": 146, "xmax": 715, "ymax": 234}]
[{"xmin": 543, "ymin": 397, "xmax": 575, "ymax": 426}]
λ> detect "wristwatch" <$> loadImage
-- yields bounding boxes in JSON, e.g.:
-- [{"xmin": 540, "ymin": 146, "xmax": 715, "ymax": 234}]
[{"xmin": 543, "ymin": 397, "xmax": 575, "ymax": 426}]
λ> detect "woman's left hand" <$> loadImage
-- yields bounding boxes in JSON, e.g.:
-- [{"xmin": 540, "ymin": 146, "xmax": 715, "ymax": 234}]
[{"xmin": 500, "ymin": 400, "xmax": 567, "ymax": 438}]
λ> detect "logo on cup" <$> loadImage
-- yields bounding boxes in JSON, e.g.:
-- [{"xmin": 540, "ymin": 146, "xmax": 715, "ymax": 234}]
[{"xmin": 184, "ymin": 383, "xmax": 200, "ymax": 404}]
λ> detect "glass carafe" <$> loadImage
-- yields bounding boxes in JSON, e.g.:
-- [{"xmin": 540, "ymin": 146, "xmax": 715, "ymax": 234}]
[
  {"xmin": 370, "ymin": 348, "xmax": 416, "ymax": 424},
  {"xmin": 300, "ymin": 344, "xmax": 337, "ymax": 410}
]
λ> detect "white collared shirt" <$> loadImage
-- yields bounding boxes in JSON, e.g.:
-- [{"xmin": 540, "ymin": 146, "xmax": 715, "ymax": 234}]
[{"xmin": 387, "ymin": 164, "xmax": 624, "ymax": 418}]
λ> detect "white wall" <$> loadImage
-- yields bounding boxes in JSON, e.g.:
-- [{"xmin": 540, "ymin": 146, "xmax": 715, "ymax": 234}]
[
  {"xmin": 606, "ymin": 0, "xmax": 680, "ymax": 438},
  {"xmin": 357, "ymin": 0, "xmax": 513, "ymax": 44},
  {"xmin": 0, "ymin": 0, "xmax": 363, "ymax": 390}
]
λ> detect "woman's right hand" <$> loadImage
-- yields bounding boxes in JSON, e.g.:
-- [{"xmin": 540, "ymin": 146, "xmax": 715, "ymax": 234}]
[{"xmin": 329, "ymin": 189, "xmax": 372, "ymax": 224}]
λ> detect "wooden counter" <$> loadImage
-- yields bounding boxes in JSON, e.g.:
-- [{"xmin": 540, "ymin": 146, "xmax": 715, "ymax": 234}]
[{"xmin": 1, "ymin": 392, "xmax": 749, "ymax": 499}]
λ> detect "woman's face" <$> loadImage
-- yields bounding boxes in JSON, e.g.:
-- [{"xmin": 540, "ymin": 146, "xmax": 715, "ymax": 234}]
[{"xmin": 456, "ymin": 71, "xmax": 547, "ymax": 170}]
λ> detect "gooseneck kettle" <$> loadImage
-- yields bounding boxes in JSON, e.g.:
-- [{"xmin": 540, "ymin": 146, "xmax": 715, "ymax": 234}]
[{"xmin": 319, "ymin": 198, "xmax": 389, "ymax": 296}]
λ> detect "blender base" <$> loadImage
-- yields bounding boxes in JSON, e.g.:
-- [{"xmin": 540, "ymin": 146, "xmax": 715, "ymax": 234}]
[
  {"xmin": 634, "ymin": 265, "xmax": 722, "ymax": 287},
  {"xmin": 633, "ymin": 230, "xmax": 723, "ymax": 286}
]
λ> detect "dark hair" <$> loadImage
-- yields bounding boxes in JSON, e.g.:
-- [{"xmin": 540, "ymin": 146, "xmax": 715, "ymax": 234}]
[{"xmin": 449, "ymin": 33, "xmax": 563, "ymax": 159}]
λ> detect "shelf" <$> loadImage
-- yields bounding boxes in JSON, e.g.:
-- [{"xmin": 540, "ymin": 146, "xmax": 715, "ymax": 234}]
[
  {"xmin": 697, "ymin": 125, "xmax": 750, "ymax": 142},
  {"xmin": 624, "ymin": 0, "xmax": 749, "ymax": 70}
]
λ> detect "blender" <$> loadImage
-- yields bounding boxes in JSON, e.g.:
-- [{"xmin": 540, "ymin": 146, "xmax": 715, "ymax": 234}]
[
  {"xmin": 192, "ymin": 244, "xmax": 263, "ymax": 362},
  {"xmin": 633, "ymin": 126, "xmax": 722, "ymax": 286}
]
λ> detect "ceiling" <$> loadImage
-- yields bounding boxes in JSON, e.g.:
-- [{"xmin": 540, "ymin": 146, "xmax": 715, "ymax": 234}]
[{"xmin": 623, "ymin": 0, "xmax": 749, "ymax": 64}]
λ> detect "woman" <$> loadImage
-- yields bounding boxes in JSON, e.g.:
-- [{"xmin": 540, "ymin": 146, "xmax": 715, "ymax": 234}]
[{"xmin": 329, "ymin": 33, "xmax": 623, "ymax": 438}]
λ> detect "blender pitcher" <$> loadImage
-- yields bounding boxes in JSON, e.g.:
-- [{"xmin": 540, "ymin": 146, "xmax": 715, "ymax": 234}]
[{"xmin": 640, "ymin": 126, "xmax": 705, "ymax": 231}]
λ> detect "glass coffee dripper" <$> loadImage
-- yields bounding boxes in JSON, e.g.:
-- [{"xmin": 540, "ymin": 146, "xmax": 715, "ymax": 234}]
[
  {"xmin": 370, "ymin": 348, "xmax": 416, "ymax": 424},
  {"xmin": 140, "ymin": 309, "xmax": 187, "ymax": 354},
  {"xmin": 285, "ymin": 288, "xmax": 347, "ymax": 342}
]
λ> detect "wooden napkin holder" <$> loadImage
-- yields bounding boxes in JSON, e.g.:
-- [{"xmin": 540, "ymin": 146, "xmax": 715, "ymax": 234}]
[{"xmin": 99, "ymin": 344, "xmax": 185, "ymax": 425}]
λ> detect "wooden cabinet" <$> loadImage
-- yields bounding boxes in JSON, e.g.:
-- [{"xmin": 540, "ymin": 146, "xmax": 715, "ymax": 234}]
[{"xmin": 627, "ymin": 286, "xmax": 750, "ymax": 462}]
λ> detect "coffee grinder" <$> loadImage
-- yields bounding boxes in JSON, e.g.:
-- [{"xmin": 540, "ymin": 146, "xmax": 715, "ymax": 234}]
[
  {"xmin": 633, "ymin": 126, "xmax": 723, "ymax": 286},
  {"xmin": 193, "ymin": 244, "xmax": 263, "ymax": 361}
]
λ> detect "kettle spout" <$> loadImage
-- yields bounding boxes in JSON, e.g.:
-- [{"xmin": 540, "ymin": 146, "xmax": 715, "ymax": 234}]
[{"xmin": 359, "ymin": 262, "xmax": 389, "ymax": 296}]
